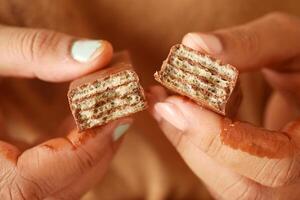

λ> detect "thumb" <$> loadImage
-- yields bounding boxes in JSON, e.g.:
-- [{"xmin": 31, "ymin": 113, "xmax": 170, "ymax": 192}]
[
  {"xmin": 182, "ymin": 12, "xmax": 300, "ymax": 72},
  {"xmin": 16, "ymin": 118, "xmax": 132, "ymax": 199},
  {"xmin": 0, "ymin": 25, "xmax": 113, "ymax": 82}
]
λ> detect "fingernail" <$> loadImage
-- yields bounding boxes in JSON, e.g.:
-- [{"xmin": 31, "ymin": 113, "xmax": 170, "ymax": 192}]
[
  {"xmin": 113, "ymin": 123, "xmax": 131, "ymax": 141},
  {"xmin": 71, "ymin": 40, "xmax": 103, "ymax": 63},
  {"xmin": 185, "ymin": 33, "xmax": 223, "ymax": 54},
  {"xmin": 154, "ymin": 102, "xmax": 186, "ymax": 131}
]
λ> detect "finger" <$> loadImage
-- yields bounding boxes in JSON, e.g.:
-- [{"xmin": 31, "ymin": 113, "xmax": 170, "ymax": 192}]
[
  {"xmin": 155, "ymin": 118, "xmax": 271, "ymax": 199},
  {"xmin": 182, "ymin": 12, "xmax": 300, "ymax": 72},
  {"xmin": 263, "ymin": 69, "xmax": 300, "ymax": 102},
  {"xmin": 40, "ymin": 116, "xmax": 122, "ymax": 199},
  {"xmin": 150, "ymin": 95, "xmax": 300, "ymax": 188},
  {"xmin": 0, "ymin": 141, "xmax": 20, "ymax": 180},
  {"xmin": 176, "ymin": 138, "xmax": 268, "ymax": 200},
  {"xmin": 264, "ymin": 92, "xmax": 299, "ymax": 130},
  {"xmin": 146, "ymin": 85, "xmax": 168, "ymax": 121},
  {"xmin": 263, "ymin": 69, "xmax": 300, "ymax": 93},
  {"xmin": 16, "ymin": 118, "xmax": 132, "ymax": 199},
  {"xmin": 0, "ymin": 141, "xmax": 20, "ymax": 162},
  {"xmin": 0, "ymin": 25, "xmax": 113, "ymax": 82},
  {"xmin": 262, "ymin": 69, "xmax": 300, "ymax": 122},
  {"xmin": 48, "ymin": 139, "xmax": 123, "ymax": 199}
]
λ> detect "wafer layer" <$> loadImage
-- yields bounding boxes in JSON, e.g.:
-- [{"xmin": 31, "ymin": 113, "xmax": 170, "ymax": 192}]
[
  {"xmin": 69, "ymin": 70, "xmax": 147, "ymax": 131},
  {"xmin": 155, "ymin": 44, "xmax": 239, "ymax": 115}
]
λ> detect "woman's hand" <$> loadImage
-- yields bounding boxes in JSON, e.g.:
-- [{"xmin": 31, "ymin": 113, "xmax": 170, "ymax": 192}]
[
  {"xmin": 149, "ymin": 13, "xmax": 300, "ymax": 199},
  {"xmin": 0, "ymin": 25, "xmax": 132, "ymax": 199}
]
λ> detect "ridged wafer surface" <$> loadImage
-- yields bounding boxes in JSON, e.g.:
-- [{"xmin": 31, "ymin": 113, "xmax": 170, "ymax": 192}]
[
  {"xmin": 155, "ymin": 44, "xmax": 240, "ymax": 115},
  {"xmin": 68, "ymin": 52, "xmax": 147, "ymax": 131}
]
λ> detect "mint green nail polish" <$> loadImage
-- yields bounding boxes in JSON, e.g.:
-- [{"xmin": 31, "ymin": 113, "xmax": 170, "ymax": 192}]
[
  {"xmin": 113, "ymin": 124, "xmax": 131, "ymax": 141},
  {"xmin": 71, "ymin": 40, "xmax": 102, "ymax": 63}
]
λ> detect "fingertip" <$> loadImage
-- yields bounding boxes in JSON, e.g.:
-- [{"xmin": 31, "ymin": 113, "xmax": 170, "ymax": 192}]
[
  {"xmin": 112, "ymin": 122, "xmax": 131, "ymax": 142},
  {"xmin": 146, "ymin": 85, "xmax": 168, "ymax": 118},
  {"xmin": 99, "ymin": 40, "xmax": 114, "ymax": 67},
  {"xmin": 151, "ymin": 102, "xmax": 163, "ymax": 122},
  {"xmin": 182, "ymin": 32, "xmax": 223, "ymax": 54},
  {"xmin": 182, "ymin": 33, "xmax": 202, "ymax": 50},
  {"xmin": 71, "ymin": 39, "xmax": 113, "ymax": 64},
  {"xmin": 67, "ymin": 117, "xmax": 133, "ymax": 146},
  {"xmin": 93, "ymin": 117, "xmax": 133, "ymax": 141},
  {"xmin": 68, "ymin": 40, "xmax": 114, "ymax": 79},
  {"xmin": 164, "ymin": 96, "xmax": 222, "ymax": 132},
  {"xmin": 33, "ymin": 39, "xmax": 114, "ymax": 82},
  {"xmin": 154, "ymin": 101, "xmax": 187, "ymax": 131}
]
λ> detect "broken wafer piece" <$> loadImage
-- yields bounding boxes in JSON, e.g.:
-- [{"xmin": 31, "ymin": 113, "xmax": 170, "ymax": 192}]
[
  {"xmin": 154, "ymin": 44, "xmax": 241, "ymax": 116},
  {"xmin": 68, "ymin": 52, "xmax": 147, "ymax": 131}
]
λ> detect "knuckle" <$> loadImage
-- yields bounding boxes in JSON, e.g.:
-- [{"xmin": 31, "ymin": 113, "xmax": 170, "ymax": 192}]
[
  {"xmin": 0, "ymin": 177, "xmax": 39, "ymax": 200},
  {"xmin": 27, "ymin": 30, "xmax": 61, "ymax": 62},
  {"xmin": 75, "ymin": 148, "xmax": 98, "ymax": 173},
  {"xmin": 9, "ymin": 29, "xmax": 62, "ymax": 63},
  {"xmin": 16, "ymin": 172, "xmax": 44, "ymax": 199},
  {"xmin": 12, "ymin": 182, "xmax": 27, "ymax": 200},
  {"xmin": 0, "ymin": 178, "xmax": 14, "ymax": 200},
  {"xmin": 222, "ymin": 179, "xmax": 263, "ymax": 200},
  {"xmin": 0, "ymin": 186, "xmax": 14, "ymax": 200},
  {"xmin": 236, "ymin": 183, "xmax": 263, "ymax": 200},
  {"xmin": 200, "ymin": 133, "xmax": 222, "ymax": 156},
  {"xmin": 173, "ymin": 131, "xmax": 185, "ymax": 150},
  {"xmin": 256, "ymin": 157, "xmax": 299, "ymax": 188},
  {"xmin": 219, "ymin": 25, "xmax": 261, "ymax": 57},
  {"xmin": 233, "ymin": 27, "xmax": 260, "ymax": 56},
  {"xmin": 17, "ymin": 149, "xmax": 50, "ymax": 196},
  {"xmin": 0, "ymin": 166, "xmax": 15, "ymax": 186},
  {"xmin": 269, "ymin": 172, "xmax": 287, "ymax": 188},
  {"xmin": 0, "ymin": 168, "xmax": 16, "ymax": 199},
  {"xmin": 268, "ymin": 158, "xmax": 299, "ymax": 187}
]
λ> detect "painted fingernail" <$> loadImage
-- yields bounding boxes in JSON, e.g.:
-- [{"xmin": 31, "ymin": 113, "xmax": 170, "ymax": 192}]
[
  {"xmin": 113, "ymin": 123, "xmax": 131, "ymax": 141},
  {"xmin": 184, "ymin": 33, "xmax": 223, "ymax": 54},
  {"xmin": 154, "ymin": 102, "xmax": 186, "ymax": 131},
  {"xmin": 71, "ymin": 40, "xmax": 103, "ymax": 62}
]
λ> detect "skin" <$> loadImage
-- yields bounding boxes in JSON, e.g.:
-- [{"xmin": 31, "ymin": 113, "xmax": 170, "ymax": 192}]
[
  {"xmin": 1, "ymin": 1, "xmax": 299, "ymax": 199},
  {"xmin": 0, "ymin": 1, "xmax": 297, "ymax": 199},
  {"xmin": 0, "ymin": 25, "xmax": 134, "ymax": 199},
  {"xmin": 148, "ymin": 13, "xmax": 300, "ymax": 199}
]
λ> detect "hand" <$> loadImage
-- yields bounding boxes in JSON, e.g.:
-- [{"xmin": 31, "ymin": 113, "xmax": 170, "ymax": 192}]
[
  {"xmin": 0, "ymin": 25, "xmax": 132, "ymax": 199},
  {"xmin": 148, "ymin": 12, "xmax": 300, "ymax": 199}
]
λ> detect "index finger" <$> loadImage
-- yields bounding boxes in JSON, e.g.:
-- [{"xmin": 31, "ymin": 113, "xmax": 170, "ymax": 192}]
[
  {"xmin": 0, "ymin": 25, "xmax": 113, "ymax": 82},
  {"xmin": 152, "ymin": 96, "xmax": 300, "ymax": 188}
]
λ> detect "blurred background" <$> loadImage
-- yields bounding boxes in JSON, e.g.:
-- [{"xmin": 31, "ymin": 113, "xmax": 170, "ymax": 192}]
[{"xmin": 0, "ymin": 0, "xmax": 300, "ymax": 199}]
